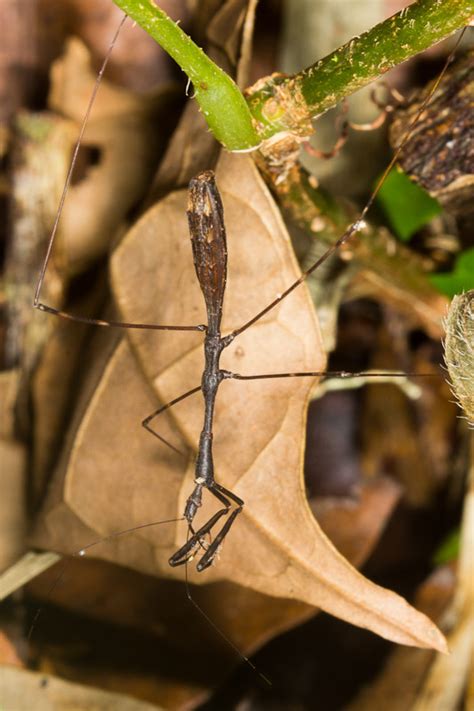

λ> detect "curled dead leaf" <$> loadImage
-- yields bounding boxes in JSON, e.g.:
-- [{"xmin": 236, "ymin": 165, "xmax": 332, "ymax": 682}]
[{"xmin": 347, "ymin": 564, "xmax": 456, "ymax": 711}]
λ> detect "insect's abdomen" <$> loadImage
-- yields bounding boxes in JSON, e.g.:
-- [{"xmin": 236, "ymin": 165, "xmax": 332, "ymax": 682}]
[{"xmin": 187, "ymin": 171, "xmax": 227, "ymax": 336}]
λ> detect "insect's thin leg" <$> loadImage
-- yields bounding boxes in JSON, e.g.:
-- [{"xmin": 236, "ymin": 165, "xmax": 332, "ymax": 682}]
[
  {"xmin": 196, "ymin": 505, "xmax": 242, "ymax": 572},
  {"xmin": 169, "ymin": 508, "xmax": 229, "ymax": 567},
  {"xmin": 303, "ymin": 93, "xmax": 391, "ymax": 161},
  {"xmin": 348, "ymin": 107, "xmax": 388, "ymax": 132},
  {"xmin": 225, "ymin": 30, "xmax": 466, "ymax": 344},
  {"xmin": 32, "ymin": 11, "xmax": 205, "ymax": 335},
  {"xmin": 187, "ymin": 522, "xmax": 212, "ymax": 555},
  {"xmin": 370, "ymin": 81, "xmax": 405, "ymax": 113},
  {"xmin": 302, "ymin": 101, "xmax": 350, "ymax": 160},
  {"xmin": 170, "ymin": 482, "xmax": 243, "ymax": 567},
  {"xmin": 34, "ymin": 303, "xmax": 206, "ymax": 332},
  {"xmin": 224, "ymin": 369, "xmax": 436, "ymax": 382},
  {"xmin": 142, "ymin": 385, "xmax": 202, "ymax": 456},
  {"xmin": 210, "ymin": 480, "xmax": 244, "ymax": 509},
  {"xmin": 193, "ymin": 482, "xmax": 244, "ymax": 572}
]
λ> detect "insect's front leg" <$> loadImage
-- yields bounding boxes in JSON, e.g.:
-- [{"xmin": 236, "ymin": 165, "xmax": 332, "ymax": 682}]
[
  {"xmin": 169, "ymin": 507, "xmax": 229, "ymax": 567},
  {"xmin": 183, "ymin": 479, "xmax": 204, "ymax": 524},
  {"xmin": 170, "ymin": 481, "xmax": 244, "ymax": 570},
  {"xmin": 196, "ymin": 483, "xmax": 244, "ymax": 572}
]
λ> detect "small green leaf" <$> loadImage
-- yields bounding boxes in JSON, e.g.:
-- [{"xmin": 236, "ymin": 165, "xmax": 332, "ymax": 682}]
[
  {"xmin": 430, "ymin": 248, "xmax": 474, "ymax": 297},
  {"xmin": 433, "ymin": 527, "xmax": 460, "ymax": 565},
  {"xmin": 376, "ymin": 167, "xmax": 442, "ymax": 241}
]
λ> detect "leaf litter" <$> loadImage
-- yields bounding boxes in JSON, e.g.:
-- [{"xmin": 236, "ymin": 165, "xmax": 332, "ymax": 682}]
[{"xmin": 1, "ymin": 1, "xmax": 471, "ymax": 709}]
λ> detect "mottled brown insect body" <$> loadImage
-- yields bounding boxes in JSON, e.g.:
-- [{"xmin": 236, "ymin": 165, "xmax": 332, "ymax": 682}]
[
  {"xmin": 169, "ymin": 172, "xmax": 243, "ymax": 571},
  {"xmin": 188, "ymin": 171, "xmax": 228, "ymax": 337}
]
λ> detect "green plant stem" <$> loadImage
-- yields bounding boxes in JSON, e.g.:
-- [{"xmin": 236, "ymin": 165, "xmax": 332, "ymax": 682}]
[
  {"xmin": 247, "ymin": 0, "xmax": 474, "ymax": 139},
  {"xmin": 111, "ymin": 0, "xmax": 259, "ymax": 150},
  {"xmin": 113, "ymin": 0, "xmax": 472, "ymax": 147}
]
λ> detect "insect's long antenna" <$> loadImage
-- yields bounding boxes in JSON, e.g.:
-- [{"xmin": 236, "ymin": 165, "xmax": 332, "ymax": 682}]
[
  {"xmin": 229, "ymin": 27, "xmax": 468, "ymax": 342},
  {"xmin": 183, "ymin": 544, "xmax": 272, "ymax": 687},
  {"xmin": 33, "ymin": 12, "xmax": 128, "ymax": 308},
  {"xmin": 27, "ymin": 516, "xmax": 182, "ymax": 641}
]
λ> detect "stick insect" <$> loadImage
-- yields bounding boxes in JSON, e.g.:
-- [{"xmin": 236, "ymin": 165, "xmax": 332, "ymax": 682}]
[{"xmin": 26, "ymin": 11, "xmax": 469, "ymax": 698}]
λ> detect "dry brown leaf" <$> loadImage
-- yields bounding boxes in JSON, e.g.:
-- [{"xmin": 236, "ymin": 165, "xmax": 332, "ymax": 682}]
[
  {"xmin": 30, "ymin": 275, "xmax": 108, "ymax": 502},
  {"xmin": 27, "ymin": 474, "xmax": 399, "ymax": 695},
  {"xmin": 0, "ymin": 370, "xmax": 21, "ymax": 439},
  {"xmin": 28, "ymin": 463, "xmax": 400, "ymax": 707},
  {"xmin": 0, "ymin": 0, "xmax": 174, "ymax": 124},
  {"xmin": 311, "ymin": 476, "xmax": 402, "ymax": 565},
  {"xmin": 0, "ymin": 372, "xmax": 27, "ymax": 571},
  {"xmin": 0, "ymin": 440, "xmax": 26, "ymax": 572},
  {"xmin": 0, "ymin": 552, "xmax": 60, "ymax": 601},
  {"xmin": 0, "ymin": 631, "xmax": 24, "ymax": 668},
  {"xmin": 467, "ymin": 635, "xmax": 474, "ymax": 709},
  {"xmin": 347, "ymin": 565, "xmax": 456, "ymax": 711},
  {"xmin": 207, "ymin": 0, "xmax": 257, "ymax": 86},
  {"xmin": 33, "ymin": 152, "xmax": 447, "ymax": 652},
  {"xmin": 57, "ymin": 0, "xmax": 188, "ymax": 91},
  {"xmin": 32, "ymin": 335, "xmax": 187, "ymax": 572},
  {"xmin": 0, "ymin": 665, "xmax": 163, "ymax": 711},
  {"xmin": 48, "ymin": 37, "xmax": 179, "ymax": 275}
]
